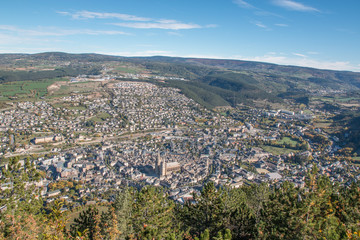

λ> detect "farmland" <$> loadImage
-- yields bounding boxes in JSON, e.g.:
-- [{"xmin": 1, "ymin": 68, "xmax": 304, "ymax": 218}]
[{"xmin": 0, "ymin": 78, "xmax": 66, "ymax": 100}]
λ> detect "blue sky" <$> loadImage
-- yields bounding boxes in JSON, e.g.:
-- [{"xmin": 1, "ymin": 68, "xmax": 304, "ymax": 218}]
[{"xmin": 0, "ymin": 0, "xmax": 359, "ymax": 71}]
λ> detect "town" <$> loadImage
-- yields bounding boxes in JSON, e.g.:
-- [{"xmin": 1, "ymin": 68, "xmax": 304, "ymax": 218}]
[{"xmin": 1, "ymin": 76, "xmax": 359, "ymax": 210}]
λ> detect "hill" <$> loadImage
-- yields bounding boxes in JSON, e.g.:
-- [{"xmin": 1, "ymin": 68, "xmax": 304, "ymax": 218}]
[
  {"xmin": 332, "ymin": 111, "xmax": 360, "ymax": 153},
  {"xmin": 1, "ymin": 52, "xmax": 360, "ymax": 108}
]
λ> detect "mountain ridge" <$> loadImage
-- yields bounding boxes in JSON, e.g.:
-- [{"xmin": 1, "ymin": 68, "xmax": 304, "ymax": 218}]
[
  {"xmin": 1, "ymin": 52, "xmax": 360, "ymax": 108},
  {"xmin": 0, "ymin": 51, "xmax": 359, "ymax": 73}
]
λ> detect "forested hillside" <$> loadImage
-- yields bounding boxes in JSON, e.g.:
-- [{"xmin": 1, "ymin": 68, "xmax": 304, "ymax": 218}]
[
  {"xmin": 1, "ymin": 158, "xmax": 359, "ymax": 239},
  {"xmin": 1, "ymin": 52, "xmax": 360, "ymax": 108},
  {"xmin": 333, "ymin": 111, "xmax": 360, "ymax": 153},
  {"xmin": 0, "ymin": 66, "xmax": 101, "ymax": 84}
]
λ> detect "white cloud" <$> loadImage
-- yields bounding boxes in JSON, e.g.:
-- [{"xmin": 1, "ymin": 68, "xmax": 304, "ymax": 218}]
[
  {"xmin": 255, "ymin": 22, "xmax": 267, "ymax": 28},
  {"xmin": 60, "ymin": 10, "xmax": 210, "ymax": 31},
  {"xmin": 0, "ymin": 25, "xmax": 130, "ymax": 36},
  {"xmin": 58, "ymin": 10, "xmax": 150, "ymax": 21},
  {"xmin": 168, "ymin": 32, "xmax": 183, "ymax": 37},
  {"xmin": 275, "ymin": 23, "xmax": 288, "ymax": 27},
  {"xmin": 237, "ymin": 54, "xmax": 360, "ymax": 71},
  {"xmin": 250, "ymin": 21, "xmax": 270, "ymax": 30},
  {"xmin": 233, "ymin": 0, "xmax": 255, "ymax": 9},
  {"xmin": 273, "ymin": 0, "xmax": 320, "ymax": 12},
  {"xmin": 255, "ymin": 10, "xmax": 284, "ymax": 18},
  {"xmin": 307, "ymin": 51, "xmax": 319, "ymax": 55},
  {"xmin": 181, "ymin": 54, "xmax": 230, "ymax": 60},
  {"xmin": 205, "ymin": 24, "xmax": 218, "ymax": 28},
  {"xmin": 112, "ymin": 22, "xmax": 201, "ymax": 30},
  {"xmin": 0, "ymin": 47, "xmax": 65, "ymax": 54},
  {"xmin": 292, "ymin": 52, "xmax": 307, "ymax": 57},
  {"xmin": 0, "ymin": 33, "xmax": 31, "ymax": 45},
  {"xmin": 98, "ymin": 50, "xmax": 173, "ymax": 57},
  {"xmin": 234, "ymin": 0, "xmax": 284, "ymax": 19}
]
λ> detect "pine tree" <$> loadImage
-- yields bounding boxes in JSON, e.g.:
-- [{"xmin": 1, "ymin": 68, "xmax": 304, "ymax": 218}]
[
  {"xmin": 42, "ymin": 200, "xmax": 69, "ymax": 240},
  {"xmin": 200, "ymin": 229, "xmax": 210, "ymax": 240},
  {"xmin": 105, "ymin": 207, "xmax": 121, "ymax": 240},
  {"xmin": 258, "ymin": 167, "xmax": 354, "ymax": 240},
  {"xmin": 224, "ymin": 229, "xmax": 232, "ymax": 240},
  {"xmin": 0, "ymin": 156, "xmax": 43, "ymax": 219},
  {"xmin": 258, "ymin": 181, "xmax": 303, "ymax": 239},
  {"xmin": 335, "ymin": 182, "xmax": 360, "ymax": 239},
  {"xmin": 110, "ymin": 188, "xmax": 133, "ymax": 238},
  {"xmin": 179, "ymin": 182, "xmax": 229, "ymax": 238},
  {"xmin": 70, "ymin": 206, "xmax": 104, "ymax": 240},
  {"xmin": 131, "ymin": 186, "xmax": 177, "ymax": 239}
]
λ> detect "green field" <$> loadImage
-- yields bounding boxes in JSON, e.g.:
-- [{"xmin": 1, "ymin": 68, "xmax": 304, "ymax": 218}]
[
  {"xmin": 334, "ymin": 97, "xmax": 360, "ymax": 102},
  {"xmin": 52, "ymin": 81, "xmax": 102, "ymax": 96},
  {"xmin": 276, "ymin": 137, "xmax": 300, "ymax": 148},
  {"xmin": 90, "ymin": 112, "xmax": 112, "ymax": 122},
  {"xmin": 261, "ymin": 145, "xmax": 299, "ymax": 155},
  {"xmin": 67, "ymin": 106, "xmax": 87, "ymax": 110},
  {"xmin": 114, "ymin": 66, "xmax": 141, "ymax": 74},
  {"xmin": 0, "ymin": 78, "xmax": 66, "ymax": 100},
  {"xmin": 313, "ymin": 121, "xmax": 332, "ymax": 129},
  {"xmin": 312, "ymin": 96, "xmax": 360, "ymax": 103}
]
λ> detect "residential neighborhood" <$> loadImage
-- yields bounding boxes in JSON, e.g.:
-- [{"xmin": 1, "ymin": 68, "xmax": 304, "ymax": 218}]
[{"xmin": 1, "ymin": 77, "xmax": 358, "ymax": 209}]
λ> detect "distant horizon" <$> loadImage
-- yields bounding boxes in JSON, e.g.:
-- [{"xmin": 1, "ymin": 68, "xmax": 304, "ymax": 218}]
[
  {"xmin": 1, "ymin": 51, "xmax": 359, "ymax": 73},
  {"xmin": 1, "ymin": 0, "xmax": 359, "ymax": 72}
]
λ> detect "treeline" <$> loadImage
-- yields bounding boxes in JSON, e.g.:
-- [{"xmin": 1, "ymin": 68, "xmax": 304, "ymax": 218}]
[
  {"xmin": 1, "ymin": 158, "xmax": 359, "ymax": 239},
  {"xmin": 162, "ymin": 73, "xmax": 280, "ymax": 109},
  {"xmin": 164, "ymin": 80, "xmax": 230, "ymax": 109},
  {"xmin": 140, "ymin": 61, "xmax": 214, "ymax": 80},
  {"xmin": 0, "ymin": 66, "xmax": 101, "ymax": 83},
  {"xmin": 333, "ymin": 111, "xmax": 360, "ymax": 153}
]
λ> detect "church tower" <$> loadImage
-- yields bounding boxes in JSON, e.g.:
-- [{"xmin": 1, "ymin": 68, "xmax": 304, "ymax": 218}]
[
  {"xmin": 156, "ymin": 152, "xmax": 166, "ymax": 179},
  {"xmin": 206, "ymin": 158, "xmax": 209, "ymax": 173},
  {"xmin": 155, "ymin": 152, "xmax": 161, "ymax": 175},
  {"xmin": 160, "ymin": 158, "xmax": 166, "ymax": 179}
]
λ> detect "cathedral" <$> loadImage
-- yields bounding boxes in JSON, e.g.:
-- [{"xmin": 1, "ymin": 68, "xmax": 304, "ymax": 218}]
[{"xmin": 155, "ymin": 152, "xmax": 181, "ymax": 179}]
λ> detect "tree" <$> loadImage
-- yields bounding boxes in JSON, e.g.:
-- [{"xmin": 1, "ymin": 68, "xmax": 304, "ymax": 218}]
[
  {"xmin": 194, "ymin": 229, "xmax": 211, "ymax": 240},
  {"xmin": 224, "ymin": 229, "xmax": 232, "ymax": 240},
  {"xmin": 0, "ymin": 211, "xmax": 40, "ymax": 239},
  {"xmin": 213, "ymin": 229, "xmax": 232, "ymax": 240},
  {"xmin": 0, "ymin": 156, "xmax": 43, "ymax": 217},
  {"xmin": 130, "ymin": 186, "xmax": 178, "ymax": 239},
  {"xmin": 0, "ymin": 157, "xmax": 44, "ymax": 238},
  {"xmin": 105, "ymin": 188, "xmax": 132, "ymax": 238},
  {"xmin": 258, "ymin": 181, "xmax": 304, "ymax": 239},
  {"xmin": 179, "ymin": 182, "xmax": 230, "ymax": 237},
  {"xmin": 70, "ymin": 206, "xmax": 104, "ymax": 240},
  {"xmin": 258, "ymin": 168, "xmax": 352, "ymax": 240},
  {"xmin": 42, "ymin": 200, "xmax": 69, "ymax": 239}
]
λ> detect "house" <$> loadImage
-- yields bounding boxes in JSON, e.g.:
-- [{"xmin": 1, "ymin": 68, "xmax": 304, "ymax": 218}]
[{"xmin": 266, "ymin": 172, "xmax": 282, "ymax": 181}]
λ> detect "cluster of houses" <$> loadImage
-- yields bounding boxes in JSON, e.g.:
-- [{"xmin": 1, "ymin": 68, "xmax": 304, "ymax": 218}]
[
  {"xmin": 0, "ymin": 79, "xmax": 359, "ymax": 208},
  {"xmin": 118, "ymin": 73, "xmax": 186, "ymax": 81}
]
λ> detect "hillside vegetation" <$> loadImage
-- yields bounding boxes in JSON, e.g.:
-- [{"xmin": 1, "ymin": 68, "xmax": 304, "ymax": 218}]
[
  {"xmin": 333, "ymin": 111, "xmax": 360, "ymax": 153},
  {"xmin": 1, "ymin": 52, "xmax": 360, "ymax": 109},
  {"xmin": 1, "ymin": 158, "xmax": 359, "ymax": 239}
]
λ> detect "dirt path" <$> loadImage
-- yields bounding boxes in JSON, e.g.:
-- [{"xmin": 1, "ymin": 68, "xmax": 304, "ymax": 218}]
[{"xmin": 47, "ymin": 81, "xmax": 68, "ymax": 95}]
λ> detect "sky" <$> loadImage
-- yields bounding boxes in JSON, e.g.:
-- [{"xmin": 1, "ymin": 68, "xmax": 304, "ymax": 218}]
[{"xmin": 0, "ymin": 0, "xmax": 360, "ymax": 71}]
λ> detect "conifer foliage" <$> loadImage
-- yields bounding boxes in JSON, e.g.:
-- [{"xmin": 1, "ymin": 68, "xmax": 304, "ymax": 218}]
[{"xmin": 0, "ymin": 164, "xmax": 359, "ymax": 239}]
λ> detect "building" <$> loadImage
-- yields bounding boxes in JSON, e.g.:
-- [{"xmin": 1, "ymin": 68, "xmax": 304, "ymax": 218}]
[
  {"xmin": 32, "ymin": 135, "xmax": 63, "ymax": 144},
  {"xmin": 155, "ymin": 152, "xmax": 181, "ymax": 179},
  {"xmin": 266, "ymin": 172, "xmax": 282, "ymax": 181}
]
